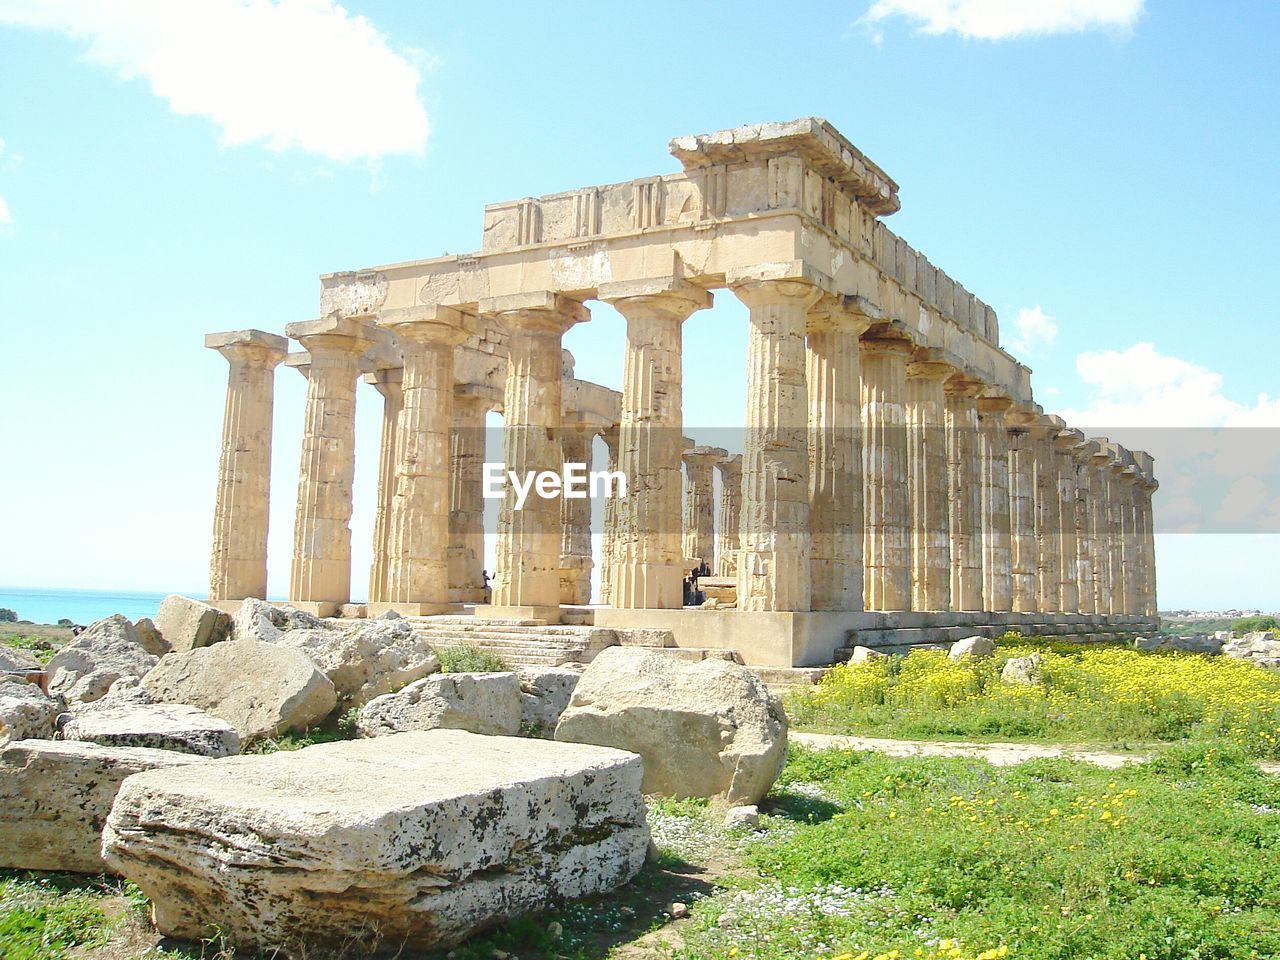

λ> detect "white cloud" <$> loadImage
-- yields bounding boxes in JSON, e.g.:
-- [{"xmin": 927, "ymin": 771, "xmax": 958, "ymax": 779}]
[
  {"xmin": 862, "ymin": 0, "xmax": 1144, "ymax": 40},
  {"xmin": 0, "ymin": 0, "xmax": 429, "ymax": 162},
  {"xmin": 1007, "ymin": 304, "xmax": 1058, "ymax": 355}
]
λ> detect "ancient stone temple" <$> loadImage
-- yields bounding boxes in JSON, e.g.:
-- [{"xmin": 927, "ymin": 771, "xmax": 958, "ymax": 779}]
[{"xmin": 205, "ymin": 118, "xmax": 1159, "ymax": 669}]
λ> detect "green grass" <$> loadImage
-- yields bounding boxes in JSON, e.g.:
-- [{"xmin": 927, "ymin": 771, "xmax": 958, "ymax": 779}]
[
  {"xmin": 436, "ymin": 644, "xmax": 510, "ymax": 673},
  {"xmin": 677, "ymin": 744, "xmax": 1280, "ymax": 960},
  {"xmin": 0, "ymin": 873, "xmax": 126, "ymax": 960},
  {"xmin": 1, "ymin": 634, "xmax": 56, "ymax": 665},
  {"xmin": 787, "ymin": 635, "xmax": 1280, "ymax": 757}
]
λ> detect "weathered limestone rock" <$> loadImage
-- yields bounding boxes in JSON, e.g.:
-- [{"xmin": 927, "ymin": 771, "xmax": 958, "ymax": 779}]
[
  {"xmin": 46, "ymin": 614, "xmax": 159, "ymax": 706},
  {"xmin": 949, "ymin": 636, "xmax": 996, "ymax": 660},
  {"xmin": 518, "ymin": 665, "xmax": 583, "ymax": 738},
  {"xmin": 62, "ymin": 700, "xmax": 240, "ymax": 757},
  {"xmin": 0, "ymin": 645, "xmax": 43, "ymax": 674},
  {"xmin": 0, "ymin": 739, "xmax": 205, "ymax": 873},
  {"xmin": 0, "ymin": 677, "xmax": 62, "ymax": 745},
  {"xmin": 133, "ymin": 618, "xmax": 171, "ymax": 656},
  {"xmin": 102, "ymin": 731, "xmax": 649, "ymax": 953},
  {"xmin": 232, "ymin": 595, "xmax": 325, "ymax": 642},
  {"xmin": 141, "ymin": 640, "xmax": 337, "ymax": 741},
  {"xmin": 848, "ymin": 645, "xmax": 889, "ymax": 663},
  {"xmin": 724, "ymin": 804, "xmax": 760, "ymax": 830},
  {"xmin": 1000, "ymin": 653, "xmax": 1044, "ymax": 685},
  {"xmin": 555, "ymin": 646, "xmax": 787, "ymax": 805},
  {"xmin": 1223, "ymin": 633, "xmax": 1280, "ymax": 668},
  {"xmin": 1137, "ymin": 634, "xmax": 1223, "ymax": 655},
  {"xmin": 357, "ymin": 672, "xmax": 522, "ymax": 737},
  {"xmin": 153, "ymin": 595, "xmax": 231, "ymax": 653}
]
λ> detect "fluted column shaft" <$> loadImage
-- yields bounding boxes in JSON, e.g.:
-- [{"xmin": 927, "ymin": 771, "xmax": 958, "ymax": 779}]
[
  {"xmin": 1008, "ymin": 425, "xmax": 1037, "ymax": 613},
  {"xmin": 207, "ymin": 331, "xmax": 287, "ymax": 602},
  {"xmin": 603, "ymin": 280, "xmax": 711, "ymax": 609},
  {"xmin": 1054, "ymin": 434, "xmax": 1082, "ymax": 614},
  {"xmin": 559, "ymin": 424, "xmax": 596, "ymax": 605},
  {"xmin": 978, "ymin": 397, "xmax": 1013, "ymax": 612},
  {"xmin": 905, "ymin": 362, "xmax": 951, "ymax": 611},
  {"xmin": 1032, "ymin": 425, "xmax": 1061, "ymax": 613},
  {"xmin": 682, "ymin": 449, "xmax": 721, "ymax": 568},
  {"xmin": 599, "ymin": 428, "xmax": 620, "ymax": 606},
  {"xmin": 715, "ymin": 456, "xmax": 743, "ymax": 578},
  {"xmin": 1107, "ymin": 462, "xmax": 1129, "ymax": 616},
  {"xmin": 861, "ymin": 337, "xmax": 914, "ymax": 611},
  {"xmin": 734, "ymin": 278, "xmax": 821, "ymax": 612},
  {"xmin": 1072, "ymin": 445, "xmax": 1099, "ymax": 615},
  {"xmin": 286, "ymin": 317, "xmax": 372, "ymax": 612},
  {"xmin": 1140, "ymin": 480, "xmax": 1159, "ymax": 617},
  {"xmin": 1089, "ymin": 452, "xmax": 1114, "ymax": 614},
  {"xmin": 366, "ymin": 368, "xmax": 403, "ymax": 605},
  {"xmin": 807, "ymin": 304, "xmax": 869, "ymax": 611},
  {"xmin": 946, "ymin": 382, "xmax": 983, "ymax": 611},
  {"xmin": 1120, "ymin": 473, "xmax": 1141, "ymax": 616},
  {"xmin": 449, "ymin": 393, "xmax": 491, "ymax": 604}
]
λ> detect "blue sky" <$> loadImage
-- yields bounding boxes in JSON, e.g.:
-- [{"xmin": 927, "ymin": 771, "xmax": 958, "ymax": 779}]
[{"xmin": 1, "ymin": 0, "xmax": 1277, "ymax": 610}]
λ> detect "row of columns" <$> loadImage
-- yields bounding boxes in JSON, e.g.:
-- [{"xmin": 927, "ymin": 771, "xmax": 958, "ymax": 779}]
[{"xmin": 206, "ymin": 278, "xmax": 1157, "ymax": 622}]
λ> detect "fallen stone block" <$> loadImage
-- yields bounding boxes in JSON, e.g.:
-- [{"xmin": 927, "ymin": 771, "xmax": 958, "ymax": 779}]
[
  {"xmin": 102, "ymin": 731, "xmax": 648, "ymax": 953},
  {"xmin": 152, "ymin": 595, "xmax": 230, "ymax": 653},
  {"xmin": 62, "ymin": 700, "xmax": 240, "ymax": 757},
  {"xmin": 518, "ymin": 665, "xmax": 583, "ymax": 738},
  {"xmin": 357, "ymin": 671, "xmax": 521, "ymax": 737},
  {"xmin": 847, "ymin": 645, "xmax": 889, "ymax": 663},
  {"xmin": 555, "ymin": 646, "xmax": 787, "ymax": 806},
  {"xmin": 46, "ymin": 615, "xmax": 158, "ymax": 706},
  {"xmin": 0, "ymin": 739, "xmax": 205, "ymax": 873},
  {"xmin": 141, "ymin": 640, "xmax": 336, "ymax": 742},
  {"xmin": 1000, "ymin": 653, "xmax": 1044, "ymax": 685},
  {"xmin": 0, "ymin": 676, "xmax": 62, "ymax": 745},
  {"xmin": 948, "ymin": 636, "xmax": 996, "ymax": 660}
]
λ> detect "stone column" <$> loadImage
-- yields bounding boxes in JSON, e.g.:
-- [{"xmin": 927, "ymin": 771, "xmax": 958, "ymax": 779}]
[
  {"xmin": 945, "ymin": 379, "xmax": 984, "ymax": 611},
  {"xmin": 861, "ymin": 335, "xmax": 914, "ymax": 612},
  {"xmin": 364, "ymin": 367, "xmax": 403, "ymax": 605},
  {"xmin": 1106, "ymin": 453, "xmax": 1130, "ymax": 617},
  {"xmin": 559, "ymin": 422, "xmax": 597, "ymax": 605},
  {"xmin": 1121, "ymin": 465, "xmax": 1143, "ymax": 616},
  {"xmin": 977, "ymin": 396, "xmax": 1013, "ymax": 612},
  {"xmin": 1007, "ymin": 412, "xmax": 1038, "ymax": 614},
  {"xmin": 682, "ymin": 446, "xmax": 724, "ymax": 569},
  {"xmin": 1140, "ymin": 477, "xmax": 1159, "ymax": 618},
  {"xmin": 732, "ymin": 276, "xmax": 822, "ymax": 612},
  {"xmin": 373, "ymin": 307, "xmax": 472, "ymax": 616},
  {"xmin": 601, "ymin": 278, "xmax": 712, "ymax": 609},
  {"xmin": 1072, "ymin": 440, "xmax": 1101, "ymax": 615},
  {"xmin": 808, "ymin": 300, "xmax": 871, "ymax": 611},
  {"xmin": 449, "ymin": 389, "xmax": 494, "ymax": 604},
  {"xmin": 206, "ymin": 329, "xmax": 288, "ymax": 604},
  {"xmin": 905, "ymin": 360, "xmax": 952, "ymax": 612},
  {"xmin": 1032, "ymin": 419, "xmax": 1061, "ymax": 614},
  {"xmin": 285, "ymin": 316, "xmax": 374, "ymax": 616},
  {"xmin": 1053, "ymin": 426, "xmax": 1083, "ymax": 614},
  {"xmin": 715, "ymin": 454, "xmax": 743, "ymax": 578},
  {"xmin": 599, "ymin": 426, "xmax": 620, "ymax": 606},
  {"xmin": 479, "ymin": 293, "xmax": 588, "ymax": 621},
  {"xmin": 1088, "ymin": 444, "xmax": 1114, "ymax": 616}
]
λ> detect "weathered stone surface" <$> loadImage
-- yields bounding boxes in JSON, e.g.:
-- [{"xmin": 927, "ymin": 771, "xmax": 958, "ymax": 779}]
[
  {"xmin": 153, "ymin": 595, "xmax": 230, "ymax": 653},
  {"xmin": 0, "ymin": 739, "xmax": 205, "ymax": 873},
  {"xmin": 133, "ymin": 618, "xmax": 171, "ymax": 656},
  {"xmin": 46, "ymin": 615, "xmax": 159, "ymax": 706},
  {"xmin": 0, "ymin": 677, "xmax": 62, "ymax": 745},
  {"xmin": 1224, "ymin": 633, "xmax": 1280, "ymax": 669},
  {"xmin": 62, "ymin": 700, "xmax": 240, "ymax": 757},
  {"xmin": 518, "ymin": 666, "xmax": 583, "ymax": 738},
  {"xmin": 1, "ymin": 645, "xmax": 45, "ymax": 674},
  {"xmin": 848, "ymin": 645, "xmax": 889, "ymax": 663},
  {"xmin": 357, "ymin": 672, "xmax": 521, "ymax": 738},
  {"xmin": 948, "ymin": 636, "xmax": 996, "ymax": 660},
  {"xmin": 1000, "ymin": 653, "xmax": 1044, "ymax": 685},
  {"xmin": 555, "ymin": 647, "xmax": 787, "ymax": 806},
  {"xmin": 102, "ymin": 731, "xmax": 648, "ymax": 953},
  {"xmin": 235, "ymin": 600, "xmax": 438, "ymax": 709},
  {"xmin": 1136, "ymin": 633, "xmax": 1223, "ymax": 655},
  {"xmin": 724, "ymin": 804, "xmax": 760, "ymax": 830},
  {"xmin": 141, "ymin": 640, "xmax": 337, "ymax": 742}
]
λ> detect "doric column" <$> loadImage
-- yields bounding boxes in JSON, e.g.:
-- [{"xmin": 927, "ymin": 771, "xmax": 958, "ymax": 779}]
[
  {"xmin": 1072, "ymin": 439, "xmax": 1102, "ymax": 615},
  {"xmin": 1106, "ymin": 451, "xmax": 1130, "ymax": 617},
  {"xmin": 1140, "ymin": 476, "xmax": 1159, "ymax": 618},
  {"xmin": 1088, "ymin": 444, "xmax": 1114, "ymax": 615},
  {"xmin": 559, "ymin": 422, "xmax": 598, "ymax": 605},
  {"xmin": 977, "ymin": 395, "xmax": 1013, "ymax": 612},
  {"xmin": 1053, "ymin": 426, "xmax": 1083, "ymax": 614},
  {"xmin": 364, "ymin": 367, "xmax": 403, "ymax": 605},
  {"xmin": 480, "ymin": 293, "xmax": 588, "ymax": 621},
  {"xmin": 599, "ymin": 426, "xmax": 620, "ymax": 606},
  {"xmin": 206, "ymin": 329, "xmax": 288, "ymax": 604},
  {"xmin": 1031, "ymin": 418, "xmax": 1061, "ymax": 613},
  {"xmin": 285, "ymin": 316, "xmax": 374, "ymax": 616},
  {"xmin": 449, "ymin": 389, "xmax": 494, "ymax": 604},
  {"xmin": 1121, "ymin": 464, "xmax": 1144, "ymax": 616},
  {"xmin": 373, "ymin": 307, "xmax": 473, "ymax": 616},
  {"xmin": 905, "ymin": 360, "xmax": 952, "ymax": 612},
  {"xmin": 601, "ymin": 278, "xmax": 712, "ymax": 609},
  {"xmin": 1007, "ymin": 411, "xmax": 1038, "ymax": 613},
  {"xmin": 808, "ymin": 299, "xmax": 871, "ymax": 611},
  {"xmin": 945, "ymin": 378, "xmax": 983, "ymax": 611},
  {"xmin": 732, "ymin": 275, "xmax": 823, "ymax": 612},
  {"xmin": 682, "ymin": 446, "xmax": 724, "ymax": 569},
  {"xmin": 715, "ymin": 454, "xmax": 743, "ymax": 578},
  {"xmin": 860, "ymin": 335, "xmax": 914, "ymax": 612}
]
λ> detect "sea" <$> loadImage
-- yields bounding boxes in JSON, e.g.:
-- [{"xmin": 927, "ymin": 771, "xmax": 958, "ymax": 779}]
[{"xmin": 0, "ymin": 586, "xmax": 194, "ymax": 627}]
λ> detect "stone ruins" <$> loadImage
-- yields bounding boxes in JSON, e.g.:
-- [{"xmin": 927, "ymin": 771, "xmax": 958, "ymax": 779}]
[{"xmin": 204, "ymin": 118, "xmax": 1158, "ymax": 669}]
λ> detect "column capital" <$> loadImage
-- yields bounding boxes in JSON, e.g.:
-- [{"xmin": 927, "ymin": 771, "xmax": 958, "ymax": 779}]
[
  {"xmin": 284, "ymin": 352, "xmax": 311, "ymax": 379},
  {"xmin": 479, "ymin": 291, "xmax": 589, "ymax": 332},
  {"xmin": 808, "ymin": 293, "xmax": 879, "ymax": 335},
  {"xmin": 362, "ymin": 366, "xmax": 403, "ymax": 397},
  {"xmin": 906, "ymin": 359, "xmax": 954, "ymax": 382},
  {"xmin": 1053, "ymin": 426, "xmax": 1085, "ymax": 452},
  {"xmin": 379, "ymin": 304, "xmax": 480, "ymax": 345},
  {"xmin": 859, "ymin": 334, "xmax": 915, "ymax": 358},
  {"xmin": 454, "ymin": 382, "xmax": 501, "ymax": 412},
  {"xmin": 1072, "ymin": 437, "xmax": 1102, "ymax": 462},
  {"xmin": 976, "ymin": 395, "xmax": 1014, "ymax": 418},
  {"xmin": 717, "ymin": 452, "xmax": 743, "ymax": 474},
  {"xmin": 599, "ymin": 276, "xmax": 713, "ymax": 321},
  {"xmin": 205, "ymin": 329, "xmax": 289, "ymax": 366},
  {"xmin": 285, "ymin": 314, "xmax": 376, "ymax": 354},
  {"xmin": 944, "ymin": 375, "xmax": 985, "ymax": 399},
  {"xmin": 729, "ymin": 275, "xmax": 826, "ymax": 311},
  {"xmin": 682, "ymin": 445, "xmax": 728, "ymax": 470}
]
